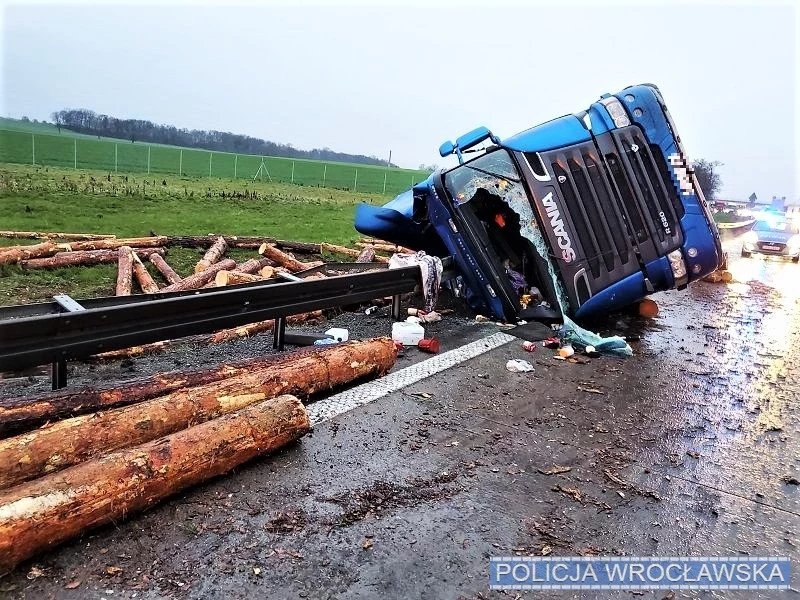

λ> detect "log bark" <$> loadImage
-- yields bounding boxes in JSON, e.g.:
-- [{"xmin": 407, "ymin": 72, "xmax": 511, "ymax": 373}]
[
  {"xmin": 0, "ymin": 338, "xmax": 394, "ymax": 437},
  {"xmin": 0, "ymin": 231, "xmax": 115, "ymax": 241},
  {"xmin": 132, "ymin": 252, "xmax": 159, "ymax": 293},
  {"xmin": 258, "ymin": 243, "xmax": 308, "ymax": 272},
  {"xmin": 0, "ymin": 338, "xmax": 394, "ymax": 490},
  {"xmin": 21, "ymin": 248, "xmax": 164, "ymax": 269},
  {"xmin": 149, "ymin": 253, "xmax": 182, "ymax": 285},
  {"xmin": 115, "ymin": 246, "xmax": 134, "ymax": 296},
  {"xmin": 259, "ymin": 266, "xmax": 279, "ymax": 279},
  {"xmin": 161, "ymin": 235, "xmax": 321, "ymax": 254},
  {"xmin": 0, "ymin": 241, "xmax": 58, "ymax": 265},
  {"xmin": 237, "ymin": 257, "xmax": 273, "ymax": 274},
  {"xmin": 356, "ymin": 245, "xmax": 376, "ymax": 263},
  {"xmin": 194, "ymin": 236, "xmax": 228, "ymax": 274},
  {"xmin": 159, "ymin": 259, "xmax": 236, "ymax": 293},
  {"xmin": 0, "ymin": 394, "xmax": 310, "ymax": 574},
  {"xmin": 356, "ymin": 242, "xmax": 415, "ymax": 254},
  {"xmin": 208, "ymin": 310, "xmax": 323, "ymax": 344},
  {"xmin": 55, "ymin": 236, "xmax": 168, "ymax": 252},
  {"xmin": 214, "ymin": 270, "xmax": 264, "ymax": 287},
  {"xmin": 91, "ymin": 338, "xmax": 201, "ymax": 361},
  {"xmin": 320, "ymin": 242, "xmax": 361, "ymax": 259}
]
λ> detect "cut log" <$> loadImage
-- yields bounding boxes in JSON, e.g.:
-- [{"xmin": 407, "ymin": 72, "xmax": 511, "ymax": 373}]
[
  {"xmin": 237, "ymin": 257, "xmax": 273, "ymax": 274},
  {"xmin": 115, "ymin": 246, "xmax": 134, "ymax": 297},
  {"xmin": 159, "ymin": 259, "xmax": 236, "ymax": 293},
  {"xmin": 21, "ymin": 248, "xmax": 164, "ymax": 269},
  {"xmin": 55, "ymin": 236, "xmax": 168, "ymax": 252},
  {"xmin": 0, "ymin": 394, "xmax": 310, "ymax": 574},
  {"xmin": 356, "ymin": 242, "xmax": 415, "ymax": 254},
  {"xmin": 356, "ymin": 245, "xmax": 376, "ymax": 263},
  {"xmin": 214, "ymin": 270, "xmax": 263, "ymax": 287},
  {"xmin": 194, "ymin": 236, "xmax": 228, "ymax": 274},
  {"xmin": 91, "ymin": 338, "xmax": 200, "ymax": 361},
  {"xmin": 0, "ymin": 241, "xmax": 58, "ymax": 265},
  {"xmin": 161, "ymin": 235, "xmax": 321, "ymax": 254},
  {"xmin": 0, "ymin": 338, "xmax": 394, "ymax": 490},
  {"xmin": 131, "ymin": 252, "xmax": 159, "ymax": 293},
  {"xmin": 0, "ymin": 338, "xmax": 394, "ymax": 437},
  {"xmin": 258, "ymin": 243, "xmax": 308, "ymax": 272},
  {"xmin": 149, "ymin": 253, "xmax": 182, "ymax": 285},
  {"xmin": 0, "ymin": 231, "xmax": 115, "ymax": 241},
  {"xmin": 320, "ymin": 242, "xmax": 361, "ymax": 259},
  {"xmin": 208, "ymin": 310, "xmax": 323, "ymax": 344},
  {"xmin": 259, "ymin": 266, "xmax": 278, "ymax": 279}
]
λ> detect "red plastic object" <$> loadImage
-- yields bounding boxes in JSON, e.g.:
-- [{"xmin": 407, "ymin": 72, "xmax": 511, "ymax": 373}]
[{"xmin": 417, "ymin": 338, "xmax": 440, "ymax": 353}]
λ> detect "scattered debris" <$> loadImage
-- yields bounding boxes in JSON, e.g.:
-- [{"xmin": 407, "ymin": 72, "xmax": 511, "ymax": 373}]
[
  {"xmin": 781, "ymin": 476, "xmax": 799, "ymax": 486},
  {"xmin": 506, "ymin": 359, "xmax": 534, "ymax": 373},
  {"xmin": 537, "ymin": 465, "xmax": 572, "ymax": 475}
]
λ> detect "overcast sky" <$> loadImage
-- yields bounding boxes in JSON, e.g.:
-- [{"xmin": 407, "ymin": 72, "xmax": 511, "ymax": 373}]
[{"xmin": 1, "ymin": 1, "xmax": 798, "ymax": 202}]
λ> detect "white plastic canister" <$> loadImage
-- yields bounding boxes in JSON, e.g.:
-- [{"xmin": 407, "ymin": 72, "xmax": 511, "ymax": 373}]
[{"xmin": 391, "ymin": 321, "xmax": 425, "ymax": 346}]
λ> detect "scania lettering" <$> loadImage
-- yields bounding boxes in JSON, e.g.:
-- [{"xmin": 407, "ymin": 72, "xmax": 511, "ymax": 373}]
[{"xmin": 355, "ymin": 84, "xmax": 723, "ymax": 323}]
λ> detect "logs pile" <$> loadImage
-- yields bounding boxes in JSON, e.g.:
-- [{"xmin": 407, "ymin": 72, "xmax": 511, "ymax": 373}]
[{"xmin": 0, "ymin": 338, "xmax": 399, "ymax": 573}]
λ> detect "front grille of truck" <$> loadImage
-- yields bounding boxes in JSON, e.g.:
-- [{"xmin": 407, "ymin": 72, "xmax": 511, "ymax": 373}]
[
  {"xmin": 546, "ymin": 145, "xmax": 635, "ymax": 281},
  {"xmin": 611, "ymin": 128, "xmax": 684, "ymax": 254}
]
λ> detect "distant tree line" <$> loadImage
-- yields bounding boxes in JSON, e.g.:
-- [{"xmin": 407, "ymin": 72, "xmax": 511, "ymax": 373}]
[{"xmin": 50, "ymin": 109, "xmax": 394, "ymax": 167}]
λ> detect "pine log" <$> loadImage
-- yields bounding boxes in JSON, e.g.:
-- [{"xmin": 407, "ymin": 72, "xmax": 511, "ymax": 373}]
[
  {"xmin": 115, "ymin": 246, "xmax": 134, "ymax": 296},
  {"xmin": 55, "ymin": 236, "xmax": 168, "ymax": 252},
  {"xmin": 356, "ymin": 245, "xmax": 376, "ymax": 263},
  {"xmin": 159, "ymin": 259, "xmax": 236, "ymax": 293},
  {"xmin": 237, "ymin": 257, "xmax": 273, "ymax": 274},
  {"xmin": 356, "ymin": 242, "xmax": 415, "ymax": 254},
  {"xmin": 161, "ymin": 235, "xmax": 321, "ymax": 254},
  {"xmin": 21, "ymin": 248, "xmax": 164, "ymax": 269},
  {"xmin": 0, "ymin": 338, "xmax": 393, "ymax": 437},
  {"xmin": 0, "ymin": 338, "xmax": 394, "ymax": 489},
  {"xmin": 194, "ymin": 236, "xmax": 228, "ymax": 274},
  {"xmin": 214, "ymin": 270, "xmax": 264, "ymax": 287},
  {"xmin": 0, "ymin": 231, "xmax": 115, "ymax": 241},
  {"xmin": 131, "ymin": 252, "xmax": 159, "ymax": 293},
  {"xmin": 91, "ymin": 339, "xmax": 198, "ymax": 361},
  {"xmin": 149, "ymin": 253, "xmax": 182, "ymax": 285},
  {"xmin": 258, "ymin": 243, "xmax": 308, "ymax": 272},
  {"xmin": 320, "ymin": 242, "xmax": 361, "ymax": 259},
  {"xmin": 208, "ymin": 310, "xmax": 323, "ymax": 344},
  {"xmin": 0, "ymin": 395, "xmax": 310, "ymax": 574},
  {"xmin": 0, "ymin": 241, "xmax": 58, "ymax": 265},
  {"xmin": 259, "ymin": 266, "xmax": 278, "ymax": 279}
]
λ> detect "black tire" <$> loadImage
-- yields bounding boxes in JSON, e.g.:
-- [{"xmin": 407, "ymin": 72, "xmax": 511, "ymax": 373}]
[
  {"xmin": 792, "ymin": 256, "xmax": 799, "ymax": 263},
  {"xmin": 741, "ymin": 248, "xmax": 751, "ymax": 258}
]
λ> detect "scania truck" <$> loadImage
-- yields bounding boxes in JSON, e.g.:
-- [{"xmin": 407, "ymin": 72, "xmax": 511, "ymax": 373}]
[{"xmin": 354, "ymin": 83, "xmax": 723, "ymax": 323}]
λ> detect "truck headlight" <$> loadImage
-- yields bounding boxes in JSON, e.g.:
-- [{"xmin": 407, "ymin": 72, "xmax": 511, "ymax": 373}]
[
  {"xmin": 667, "ymin": 249, "xmax": 688, "ymax": 286},
  {"xmin": 600, "ymin": 97, "xmax": 631, "ymax": 128}
]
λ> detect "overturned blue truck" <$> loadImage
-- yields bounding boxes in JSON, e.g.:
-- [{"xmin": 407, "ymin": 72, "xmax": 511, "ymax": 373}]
[{"xmin": 355, "ymin": 84, "xmax": 723, "ymax": 324}]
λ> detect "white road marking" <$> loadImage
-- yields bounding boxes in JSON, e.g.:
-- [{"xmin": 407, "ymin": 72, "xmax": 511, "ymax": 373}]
[{"xmin": 307, "ymin": 332, "xmax": 516, "ymax": 425}]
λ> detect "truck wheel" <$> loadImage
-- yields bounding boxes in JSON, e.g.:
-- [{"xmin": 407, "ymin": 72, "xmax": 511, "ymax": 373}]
[
  {"xmin": 741, "ymin": 248, "xmax": 751, "ymax": 258},
  {"xmin": 792, "ymin": 256, "xmax": 799, "ymax": 263}
]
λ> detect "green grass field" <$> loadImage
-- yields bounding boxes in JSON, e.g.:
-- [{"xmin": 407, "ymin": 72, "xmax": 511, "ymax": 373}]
[
  {"xmin": 0, "ymin": 164, "xmax": 392, "ymax": 304},
  {"xmin": 0, "ymin": 118, "xmax": 429, "ymax": 195}
]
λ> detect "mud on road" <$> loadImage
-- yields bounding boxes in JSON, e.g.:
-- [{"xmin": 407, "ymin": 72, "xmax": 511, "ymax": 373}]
[{"xmin": 1, "ymin": 232, "xmax": 798, "ymax": 599}]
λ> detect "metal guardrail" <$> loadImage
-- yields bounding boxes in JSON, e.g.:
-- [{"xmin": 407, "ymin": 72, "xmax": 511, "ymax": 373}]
[{"xmin": 0, "ymin": 263, "xmax": 422, "ymax": 388}]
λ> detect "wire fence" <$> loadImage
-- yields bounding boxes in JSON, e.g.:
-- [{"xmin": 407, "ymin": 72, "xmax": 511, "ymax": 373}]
[{"xmin": 0, "ymin": 130, "xmax": 429, "ymax": 196}]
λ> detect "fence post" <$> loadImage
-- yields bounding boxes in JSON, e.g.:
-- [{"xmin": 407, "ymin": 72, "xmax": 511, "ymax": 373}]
[
  {"xmin": 147, "ymin": 146, "xmax": 151, "ymax": 174},
  {"xmin": 291, "ymin": 161, "xmax": 295, "ymax": 184},
  {"xmin": 354, "ymin": 169, "xmax": 358, "ymax": 191},
  {"xmin": 323, "ymin": 164, "xmax": 327, "ymax": 186},
  {"xmin": 179, "ymin": 149, "xmax": 183, "ymax": 176},
  {"xmin": 115, "ymin": 143, "xmax": 118, "ymax": 173},
  {"xmin": 383, "ymin": 171, "xmax": 387, "ymax": 194},
  {"xmin": 74, "ymin": 139, "xmax": 77, "ymax": 170},
  {"xmin": 31, "ymin": 134, "xmax": 35, "ymax": 165},
  {"xmin": 234, "ymin": 155, "xmax": 238, "ymax": 178},
  {"xmin": 209, "ymin": 152, "xmax": 213, "ymax": 177}
]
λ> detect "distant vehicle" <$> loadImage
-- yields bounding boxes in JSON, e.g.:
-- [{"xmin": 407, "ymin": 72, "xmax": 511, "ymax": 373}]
[
  {"xmin": 355, "ymin": 84, "xmax": 723, "ymax": 323},
  {"xmin": 741, "ymin": 218, "xmax": 800, "ymax": 262}
]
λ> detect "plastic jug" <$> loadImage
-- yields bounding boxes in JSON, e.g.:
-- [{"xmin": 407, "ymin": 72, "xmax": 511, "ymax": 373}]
[{"xmin": 392, "ymin": 321, "xmax": 424, "ymax": 346}]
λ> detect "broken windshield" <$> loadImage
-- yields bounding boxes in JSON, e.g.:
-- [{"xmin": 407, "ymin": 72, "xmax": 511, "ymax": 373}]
[{"xmin": 443, "ymin": 149, "xmax": 524, "ymax": 205}]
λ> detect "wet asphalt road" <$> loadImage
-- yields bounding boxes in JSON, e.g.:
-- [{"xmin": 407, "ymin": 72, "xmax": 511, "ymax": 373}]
[{"xmin": 1, "ymin": 230, "xmax": 798, "ymax": 599}]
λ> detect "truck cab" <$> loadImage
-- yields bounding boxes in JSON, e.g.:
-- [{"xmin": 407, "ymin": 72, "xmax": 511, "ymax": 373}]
[{"xmin": 355, "ymin": 84, "xmax": 723, "ymax": 322}]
